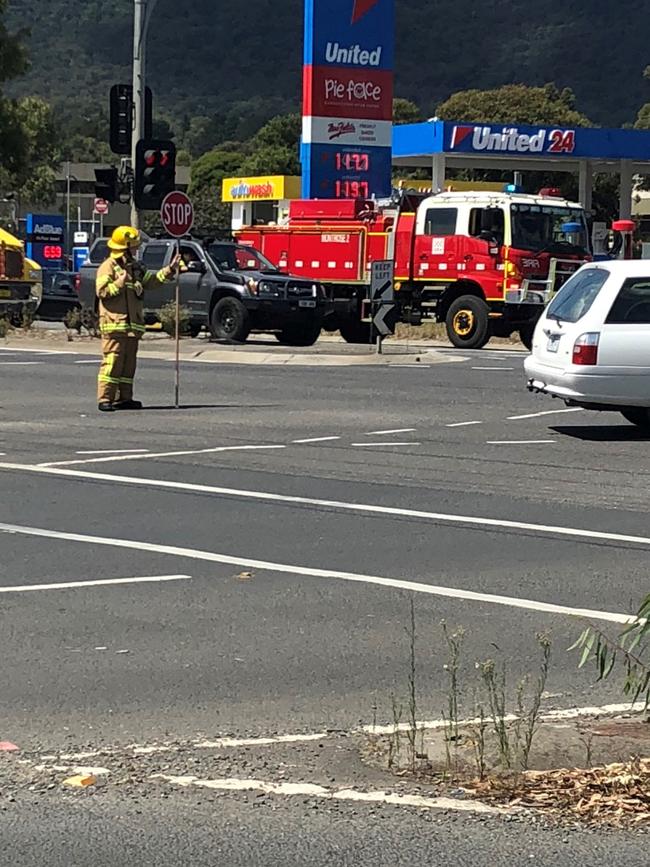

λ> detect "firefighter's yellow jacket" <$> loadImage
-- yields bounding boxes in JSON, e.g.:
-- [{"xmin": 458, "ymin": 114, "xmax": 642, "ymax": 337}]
[{"xmin": 96, "ymin": 257, "xmax": 170, "ymax": 337}]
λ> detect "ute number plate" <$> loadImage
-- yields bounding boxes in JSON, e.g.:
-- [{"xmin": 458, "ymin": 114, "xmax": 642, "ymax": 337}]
[
  {"xmin": 299, "ymin": 299, "xmax": 316, "ymax": 308},
  {"xmin": 0, "ymin": 289, "xmax": 11, "ymax": 298}
]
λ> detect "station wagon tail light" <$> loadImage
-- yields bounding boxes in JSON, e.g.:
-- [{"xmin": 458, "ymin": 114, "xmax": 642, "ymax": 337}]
[
  {"xmin": 572, "ymin": 332, "xmax": 600, "ymax": 366},
  {"xmin": 74, "ymin": 274, "xmax": 81, "ymax": 293}
]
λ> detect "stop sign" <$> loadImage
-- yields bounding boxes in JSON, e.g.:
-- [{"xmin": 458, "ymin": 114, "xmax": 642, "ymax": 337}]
[
  {"xmin": 160, "ymin": 191, "xmax": 194, "ymax": 238},
  {"xmin": 94, "ymin": 198, "xmax": 109, "ymax": 215}
]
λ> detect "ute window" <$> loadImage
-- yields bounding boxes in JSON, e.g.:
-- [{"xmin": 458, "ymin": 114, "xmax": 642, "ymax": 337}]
[
  {"xmin": 606, "ymin": 278, "xmax": 650, "ymax": 324},
  {"xmin": 208, "ymin": 243, "xmax": 276, "ymax": 272},
  {"xmin": 546, "ymin": 268, "xmax": 609, "ymax": 323},
  {"xmin": 423, "ymin": 207, "xmax": 457, "ymax": 236},
  {"xmin": 469, "ymin": 208, "xmax": 505, "ymax": 246},
  {"xmin": 140, "ymin": 244, "xmax": 168, "ymax": 270}
]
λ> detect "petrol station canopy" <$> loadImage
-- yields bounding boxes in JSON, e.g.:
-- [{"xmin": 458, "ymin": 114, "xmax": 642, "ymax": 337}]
[{"xmin": 392, "ymin": 120, "xmax": 650, "ymax": 219}]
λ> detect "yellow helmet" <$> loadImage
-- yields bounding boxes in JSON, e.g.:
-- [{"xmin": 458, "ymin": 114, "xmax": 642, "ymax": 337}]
[{"xmin": 108, "ymin": 226, "xmax": 142, "ymax": 253}]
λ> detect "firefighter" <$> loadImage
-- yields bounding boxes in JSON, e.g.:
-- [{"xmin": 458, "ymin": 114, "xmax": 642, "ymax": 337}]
[{"xmin": 96, "ymin": 226, "xmax": 180, "ymax": 412}]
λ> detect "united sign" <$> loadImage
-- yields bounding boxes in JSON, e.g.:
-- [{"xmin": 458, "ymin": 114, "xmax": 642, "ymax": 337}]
[{"xmin": 302, "ymin": 0, "xmax": 394, "ymax": 199}]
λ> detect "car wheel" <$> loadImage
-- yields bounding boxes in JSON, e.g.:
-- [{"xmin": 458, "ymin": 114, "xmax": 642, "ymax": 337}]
[
  {"xmin": 339, "ymin": 318, "xmax": 372, "ymax": 344},
  {"xmin": 210, "ymin": 297, "xmax": 250, "ymax": 343},
  {"xmin": 519, "ymin": 323, "xmax": 536, "ymax": 351},
  {"xmin": 446, "ymin": 295, "xmax": 491, "ymax": 349},
  {"xmin": 621, "ymin": 409, "xmax": 650, "ymax": 431},
  {"xmin": 275, "ymin": 320, "xmax": 322, "ymax": 347}
]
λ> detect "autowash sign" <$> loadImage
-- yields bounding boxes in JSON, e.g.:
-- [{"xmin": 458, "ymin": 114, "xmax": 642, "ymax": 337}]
[{"xmin": 302, "ymin": 0, "xmax": 394, "ymax": 199}]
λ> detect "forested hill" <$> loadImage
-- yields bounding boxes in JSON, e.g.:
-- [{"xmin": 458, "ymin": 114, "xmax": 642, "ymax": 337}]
[{"xmin": 7, "ymin": 0, "xmax": 649, "ymax": 128}]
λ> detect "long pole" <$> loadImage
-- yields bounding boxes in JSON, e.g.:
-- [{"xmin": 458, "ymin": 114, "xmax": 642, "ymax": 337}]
[
  {"xmin": 130, "ymin": 0, "xmax": 146, "ymax": 228},
  {"xmin": 65, "ymin": 161, "xmax": 71, "ymax": 258},
  {"xmin": 174, "ymin": 242, "xmax": 180, "ymax": 408}
]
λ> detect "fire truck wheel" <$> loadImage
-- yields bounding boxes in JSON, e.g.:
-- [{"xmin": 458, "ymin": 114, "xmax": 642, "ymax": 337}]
[
  {"xmin": 446, "ymin": 295, "xmax": 490, "ymax": 349},
  {"xmin": 210, "ymin": 297, "xmax": 250, "ymax": 343},
  {"xmin": 276, "ymin": 320, "xmax": 323, "ymax": 346},
  {"xmin": 339, "ymin": 319, "xmax": 372, "ymax": 344},
  {"xmin": 519, "ymin": 323, "xmax": 535, "ymax": 351}
]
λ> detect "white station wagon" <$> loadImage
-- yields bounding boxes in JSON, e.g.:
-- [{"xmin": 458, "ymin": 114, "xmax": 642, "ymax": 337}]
[{"xmin": 525, "ymin": 260, "xmax": 650, "ymax": 430}]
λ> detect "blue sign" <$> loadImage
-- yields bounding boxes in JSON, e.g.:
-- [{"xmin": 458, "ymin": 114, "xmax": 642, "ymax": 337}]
[
  {"xmin": 302, "ymin": 0, "xmax": 394, "ymax": 200},
  {"xmin": 26, "ymin": 213, "xmax": 65, "ymax": 269},
  {"xmin": 72, "ymin": 247, "xmax": 89, "ymax": 273},
  {"xmin": 304, "ymin": 0, "xmax": 394, "ymax": 70},
  {"xmin": 393, "ymin": 120, "xmax": 650, "ymax": 163},
  {"xmin": 302, "ymin": 142, "xmax": 393, "ymax": 199}
]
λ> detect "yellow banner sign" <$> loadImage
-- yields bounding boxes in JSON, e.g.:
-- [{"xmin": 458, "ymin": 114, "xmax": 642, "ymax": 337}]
[{"xmin": 222, "ymin": 176, "xmax": 302, "ymax": 203}]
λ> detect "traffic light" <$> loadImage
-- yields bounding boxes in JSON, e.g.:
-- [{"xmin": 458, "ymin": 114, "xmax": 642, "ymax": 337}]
[
  {"xmin": 134, "ymin": 139, "xmax": 176, "ymax": 210},
  {"xmin": 109, "ymin": 84, "xmax": 153, "ymax": 155},
  {"xmin": 94, "ymin": 167, "xmax": 119, "ymax": 203}
]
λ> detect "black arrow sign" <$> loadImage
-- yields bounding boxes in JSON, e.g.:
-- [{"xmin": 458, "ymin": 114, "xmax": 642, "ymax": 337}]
[{"xmin": 373, "ymin": 303, "xmax": 399, "ymax": 337}]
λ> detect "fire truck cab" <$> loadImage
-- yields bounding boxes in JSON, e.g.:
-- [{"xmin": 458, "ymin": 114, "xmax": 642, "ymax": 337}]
[{"xmin": 238, "ymin": 187, "xmax": 590, "ymax": 349}]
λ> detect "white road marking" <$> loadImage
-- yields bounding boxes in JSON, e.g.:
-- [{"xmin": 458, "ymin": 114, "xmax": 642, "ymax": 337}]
[
  {"xmin": 487, "ymin": 440, "xmax": 556, "ymax": 445},
  {"xmin": 366, "ymin": 428, "xmax": 417, "ymax": 435},
  {"xmin": 37, "ymin": 444, "xmax": 286, "ymax": 467},
  {"xmin": 152, "ymin": 774, "xmax": 503, "ymax": 815},
  {"xmin": 507, "ymin": 408, "xmax": 585, "ymax": 420},
  {"xmin": 74, "ymin": 359, "xmax": 100, "ymax": 365},
  {"xmin": 0, "ymin": 574, "xmax": 191, "ymax": 593},
  {"xmin": 446, "ymin": 421, "xmax": 482, "ymax": 428},
  {"xmin": 362, "ymin": 700, "xmax": 646, "ymax": 735},
  {"xmin": 0, "ymin": 361, "xmax": 43, "ymax": 366},
  {"xmin": 0, "ymin": 521, "xmax": 638, "ymax": 625},
  {"xmin": 472, "ymin": 366, "xmax": 514, "ymax": 371},
  {"xmin": 291, "ymin": 436, "xmax": 341, "ymax": 444},
  {"xmin": 75, "ymin": 449, "xmax": 150, "ymax": 455},
  {"xmin": 0, "ymin": 347, "xmax": 76, "ymax": 355},
  {"xmin": 135, "ymin": 732, "xmax": 329, "ymax": 755},
  {"xmin": 351, "ymin": 442, "xmax": 421, "ymax": 447},
  {"xmin": 3, "ymin": 462, "xmax": 650, "ymax": 555}
]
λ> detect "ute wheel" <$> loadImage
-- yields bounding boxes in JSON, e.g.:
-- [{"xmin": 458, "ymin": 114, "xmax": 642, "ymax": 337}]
[
  {"xmin": 339, "ymin": 318, "xmax": 372, "ymax": 344},
  {"xmin": 210, "ymin": 297, "xmax": 250, "ymax": 343},
  {"xmin": 519, "ymin": 323, "xmax": 536, "ymax": 351},
  {"xmin": 446, "ymin": 295, "xmax": 491, "ymax": 349},
  {"xmin": 621, "ymin": 408, "xmax": 650, "ymax": 431},
  {"xmin": 275, "ymin": 320, "xmax": 322, "ymax": 347}
]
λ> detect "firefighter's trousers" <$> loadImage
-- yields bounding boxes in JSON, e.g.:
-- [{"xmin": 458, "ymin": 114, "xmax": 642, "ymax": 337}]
[{"xmin": 97, "ymin": 334, "xmax": 139, "ymax": 403}]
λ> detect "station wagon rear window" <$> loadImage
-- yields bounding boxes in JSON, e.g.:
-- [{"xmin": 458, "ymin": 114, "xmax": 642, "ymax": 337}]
[
  {"xmin": 545, "ymin": 268, "xmax": 609, "ymax": 323},
  {"xmin": 606, "ymin": 278, "xmax": 650, "ymax": 324}
]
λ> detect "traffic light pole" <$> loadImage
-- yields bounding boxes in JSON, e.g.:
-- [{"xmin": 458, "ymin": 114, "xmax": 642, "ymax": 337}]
[{"xmin": 130, "ymin": 0, "xmax": 158, "ymax": 228}]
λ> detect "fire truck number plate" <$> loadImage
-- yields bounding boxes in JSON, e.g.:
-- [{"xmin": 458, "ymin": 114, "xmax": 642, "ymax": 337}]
[{"xmin": 0, "ymin": 289, "xmax": 11, "ymax": 298}]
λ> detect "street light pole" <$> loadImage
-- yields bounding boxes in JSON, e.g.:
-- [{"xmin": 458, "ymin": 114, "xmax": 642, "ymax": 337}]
[{"xmin": 130, "ymin": 0, "xmax": 146, "ymax": 228}]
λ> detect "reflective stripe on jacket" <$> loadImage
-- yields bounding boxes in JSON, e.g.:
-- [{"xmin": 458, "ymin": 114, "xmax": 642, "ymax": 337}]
[{"xmin": 96, "ymin": 257, "xmax": 168, "ymax": 336}]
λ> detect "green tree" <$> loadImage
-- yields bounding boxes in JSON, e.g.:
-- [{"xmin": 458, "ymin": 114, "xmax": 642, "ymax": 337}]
[
  {"xmin": 188, "ymin": 148, "xmax": 245, "ymax": 232},
  {"xmin": 436, "ymin": 83, "xmax": 592, "ymax": 127},
  {"xmin": 0, "ymin": 3, "xmax": 59, "ymax": 203},
  {"xmin": 393, "ymin": 98, "xmax": 423, "ymax": 125}
]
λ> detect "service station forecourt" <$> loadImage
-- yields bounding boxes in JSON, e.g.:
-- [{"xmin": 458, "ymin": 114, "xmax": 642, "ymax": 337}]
[{"xmin": 160, "ymin": 190, "xmax": 194, "ymax": 408}]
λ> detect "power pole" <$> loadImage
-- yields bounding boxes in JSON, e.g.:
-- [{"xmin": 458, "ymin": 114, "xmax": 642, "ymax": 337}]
[{"xmin": 130, "ymin": 0, "xmax": 146, "ymax": 228}]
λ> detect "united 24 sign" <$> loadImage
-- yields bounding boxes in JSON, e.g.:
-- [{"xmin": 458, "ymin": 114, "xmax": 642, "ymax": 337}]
[{"xmin": 448, "ymin": 124, "xmax": 577, "ymax": 155}]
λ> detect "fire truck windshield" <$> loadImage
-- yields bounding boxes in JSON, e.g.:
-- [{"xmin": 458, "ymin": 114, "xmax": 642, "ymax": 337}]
[{"xmin": 510, "ymin": 204, "xmax": 588, "ymax": 255}]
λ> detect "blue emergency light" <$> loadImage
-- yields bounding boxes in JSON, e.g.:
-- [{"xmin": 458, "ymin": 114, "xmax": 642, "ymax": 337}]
[{"xmin": 503, "ymin": 183, "xmax": 522, "ymax": 193}]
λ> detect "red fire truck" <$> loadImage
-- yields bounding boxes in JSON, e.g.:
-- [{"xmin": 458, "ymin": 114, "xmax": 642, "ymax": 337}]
[{"xmin": 237, "ymin": 188, "xmax": 591, "ymax": 349}]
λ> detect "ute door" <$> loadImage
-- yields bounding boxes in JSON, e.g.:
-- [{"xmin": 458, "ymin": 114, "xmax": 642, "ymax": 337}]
[
  {"xmin": 179, "ymin": 243, "xmax": 210, "ymax": 320},
  {"xmin": 597, "ymin": 275, "xmax": 650, "ymax": 401},
  {"xmin": 533, "ymin": 266, "xmax": 609, "ymax": 367},
  {"xmin": 140, "ymin": 242, "xmax": 174, "ymax": 312},
  {"xmin": 413, "ymin": 206, "xmax": 458, "ymax": 281}
]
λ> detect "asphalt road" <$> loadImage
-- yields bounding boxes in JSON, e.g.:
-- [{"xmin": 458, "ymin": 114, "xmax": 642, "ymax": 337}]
[{"xmin": 0, "ymin": 338, "xmax": 647, "ymax": 864}]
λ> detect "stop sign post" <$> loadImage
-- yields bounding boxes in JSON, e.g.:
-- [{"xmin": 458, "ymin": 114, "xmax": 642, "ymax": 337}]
[{"xmin": 160, "ymin": 191, "xmax": 194, "ymax": 409}]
